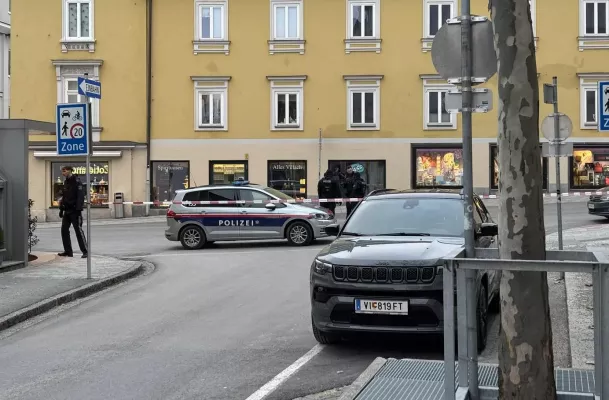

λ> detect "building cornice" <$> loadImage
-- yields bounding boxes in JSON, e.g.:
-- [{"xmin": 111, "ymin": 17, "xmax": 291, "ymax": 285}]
[
  {"xmin": 343, "ymin": 75, "xmax": 384, "ymax": 81},
  {"xmin": 51, "ymin": 59, "xmax": 104, "ymax": 67},
  {"xmin": 266, "ymin": 75, "xmax": 307, "ymax": 81},
  {"xmin": 577, "ymin": 72, "xmax": 609, "ymax": 78},
  {"xmin": 190, "ymin": 76, "xmax": 232, "ymax": 82}
]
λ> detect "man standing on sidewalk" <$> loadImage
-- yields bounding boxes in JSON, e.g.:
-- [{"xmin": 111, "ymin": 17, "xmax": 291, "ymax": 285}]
[{"xmin": 58, "ymin": 166, "xmax": 88, "ymax": 258}]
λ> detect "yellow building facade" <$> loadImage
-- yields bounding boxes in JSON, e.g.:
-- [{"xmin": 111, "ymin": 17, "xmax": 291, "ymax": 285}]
[{"xmin": 11, "ymin": 0, "xmax": 609, "ymax": 220}]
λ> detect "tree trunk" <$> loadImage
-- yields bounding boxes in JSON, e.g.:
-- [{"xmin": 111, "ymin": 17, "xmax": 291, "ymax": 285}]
[{"xmin": 489, "ymin": 0, "xmax": 557, "ymax": 398}]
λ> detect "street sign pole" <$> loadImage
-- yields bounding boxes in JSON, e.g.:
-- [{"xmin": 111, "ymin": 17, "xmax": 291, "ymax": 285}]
[
  {"xmin": 552, "ymin": 77, "xmax": 564, "ymax": 255},
  {"xmin": 83, "ymin": 73, "xmax": 92, "ymax": 280}
]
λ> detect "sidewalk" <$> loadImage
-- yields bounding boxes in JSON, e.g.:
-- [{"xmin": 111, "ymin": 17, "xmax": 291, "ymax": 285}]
[
  {"xmin": 0, "ymin": 252, "xmax": 145, "ymax": 332},
  {"xmin": 547, "ymin": 224, "xmax": 609, "ymax": 370}
]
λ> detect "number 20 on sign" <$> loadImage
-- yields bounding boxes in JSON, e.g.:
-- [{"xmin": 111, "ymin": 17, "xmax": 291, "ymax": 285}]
[{"xmin": 56, "ymin": 103, "xmax": 90, "ymax": 156}]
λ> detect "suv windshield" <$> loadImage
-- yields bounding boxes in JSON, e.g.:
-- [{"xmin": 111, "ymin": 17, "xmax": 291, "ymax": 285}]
[
  {"xmin": 342, "ymin": 197, "xmax": 465, "ymax": 237},
  {"xmin": 263, "ymin": 187, "xmax": 294, "ymax": 200}
]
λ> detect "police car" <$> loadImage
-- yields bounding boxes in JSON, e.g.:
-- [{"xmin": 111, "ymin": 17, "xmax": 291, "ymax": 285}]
[{"xmin": 165, "ymin": 181, "xmax": 339, "ymax": 250}]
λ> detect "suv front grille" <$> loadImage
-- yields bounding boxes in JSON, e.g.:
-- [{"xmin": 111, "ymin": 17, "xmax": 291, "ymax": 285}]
[{"xmin": 333, "ymin": 265, "xmax": 436, "ymax": 284}]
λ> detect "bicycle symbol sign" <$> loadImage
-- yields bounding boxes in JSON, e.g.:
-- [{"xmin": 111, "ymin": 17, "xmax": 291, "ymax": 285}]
[{"xmin": 56, "ymin": 103, "xmax": 89, "ymax": 156}]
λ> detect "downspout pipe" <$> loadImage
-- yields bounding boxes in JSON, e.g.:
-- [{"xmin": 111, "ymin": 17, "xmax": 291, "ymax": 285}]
[{"xmin": 145, "ymin": 0, "xmax": 152, "ymax": 215}]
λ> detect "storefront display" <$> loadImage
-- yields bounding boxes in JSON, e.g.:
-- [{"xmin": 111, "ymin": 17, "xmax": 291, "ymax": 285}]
[
  {"xmin": 151, "ymin": 161, "xmax": 190, "ymax": 203},
  {"xmin": 51, "ymin": 162, "xmax": 109, "ymax": 207},
  {"xmin": 414, "ymin": 148, "xmax": 463, "ymax": 187},
  {"xmin": 267, "ymin": 161, "xmax": 307, "ymax": 198},
  {"xmin": 328, "ymin": 160, "xmax": 386, "ymax": 193},
  {"xmin": 209, "ymin": 161, "xmax": 248, "ymax": 184},
  {"xmin": 571, "ymin": 148, "xmax": 609, "ymax": 189},
  {"xmin": 490, "ymin": 145, "xmax": 548, "ymax": 190}
]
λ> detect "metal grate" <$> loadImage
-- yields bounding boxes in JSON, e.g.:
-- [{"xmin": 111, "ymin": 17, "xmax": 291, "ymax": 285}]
[
  {"xmin": 354, "ymin": 359, "xmax": 596, "ymax": 400},
  {"xmin": 333, "ymin": 266, "xmax": 436, "ymax": 284}
]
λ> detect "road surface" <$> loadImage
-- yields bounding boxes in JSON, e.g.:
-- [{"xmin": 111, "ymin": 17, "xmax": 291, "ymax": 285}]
[{"xmin": 0, "ymin": 202, "xmax": 600, "ymax": 400}]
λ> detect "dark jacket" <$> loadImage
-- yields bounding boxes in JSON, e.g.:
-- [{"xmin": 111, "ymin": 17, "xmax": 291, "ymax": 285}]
[
  {"xmin": 317, "ymin": 170, "xmax": 341, "ymax": 199},
  {"xmin": 344, "ymin": 172, "xmax": 367, "ymax": 197},
  {"xmin": 60, "ymin": 174, "xmax": 85, "ymax": 212}
]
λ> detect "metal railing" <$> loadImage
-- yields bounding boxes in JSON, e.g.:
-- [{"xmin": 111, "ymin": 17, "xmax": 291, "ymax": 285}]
[{"xmin": 442, "ymin": 247, "xmax": 609, "ymax": 400}]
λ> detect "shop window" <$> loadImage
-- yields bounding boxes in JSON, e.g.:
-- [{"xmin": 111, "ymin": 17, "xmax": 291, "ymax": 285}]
[
  {"xmin": 51, "ymin": 161, "xmax": 109, "ymax": 207},
  {"xmin": 151, "ymin": 161, "xmax": 190, "ymax": 204},
  {"xmin": 209, "ymin": 161, "xmax": 248, "ymax": 184},
  {"xmin": 571, "ymin": 147, "xmax": 609, "ymax": 189},
  {"xmin": 414, "ymin": 147, "xmax": 463, "ymax": 187},
  {"xmin": 267, "ymin": 160, "xmax": 307, "ymax": 198},
  {"xmin": 327, "ymin": 160, "xmax": 386, "ymax": 194},
  {"xmin": 490, "ymin": 145, "xmax": 548, "ymax": 190}
]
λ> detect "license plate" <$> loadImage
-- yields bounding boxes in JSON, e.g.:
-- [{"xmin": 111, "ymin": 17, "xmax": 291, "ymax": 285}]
[
  {"xmin": 589, "ymin": 204, "xmax": 595, "ymax": 209},
  {"xmin": 354, "ymin": 299, "xmax": 409, "ymax": 315}
]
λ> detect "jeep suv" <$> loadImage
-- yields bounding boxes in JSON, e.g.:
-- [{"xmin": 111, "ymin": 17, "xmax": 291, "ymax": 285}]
[{"xmin": 309, "ymin": 189, "xmax": 499, "ymax": 351}]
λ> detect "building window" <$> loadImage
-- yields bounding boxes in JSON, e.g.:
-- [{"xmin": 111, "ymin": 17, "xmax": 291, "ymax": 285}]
[
  {"xmin": 194, "ymin": 0, "xmax": 229, "ymax": 54},
  {"xmin": 344, "ymin": 75, "xmax": 382, "ymax": 131},
  {"xmin": 51, "ymin": 161, "xmax": 109, "ymax": 207},
  {"xmin": 583, "ymin": 0, "xmax": 608, "ymax": 35},
  {"xmin": 62, "ymin": 0, "xmax": 95, "ymax": 52},
  {"xmin": 490, "ymin": 145, "xmax": 548, "ymax": 190},
  {"xmin": 268, "ymin": 161, "xmax": 307, "ymax": 198},
  {"xmin": 579, "ymin": 77, "xmax": 605, "ymax": 129},
  {"xmin": 193, "ymin": 76, "xmax": 230, "ymax": 131},
  {"xmin": 209, "ymin": 161, "xmax": 248, "ymax": 184},
  {"xmin": 328, "ymin": 160, "xmax": 386, "ymax": 194},
  {"xmin": 424, "ymin": 84, "xmax": 455, "ymax": 129},
  {"xmin": 151, "ymin": 161, "xmax": 190, "ymax": 204},
  {"xmin": 272, "ymin": 1, "xmax": 301, "ymax": 39},
  {"xmin": 571, "ymin": 148, "xmax": 609, "ymax": 189},
  {"xmin": 345, "ymin": 0, "xmax": 381, "ymax": 53},
  {"xmin": 414, "ymin": 147, "xmax": 463, "ymax": 188},
  {"xmin": 425, "ymin": 0, "xmax": 453, "ymax": 37},
  {"xmin": 267, "ymin": 76, "xmax": 306, "ymax": 131},
  {"xmin": 63, "ymin": 78, "xmax": 100, "ymax": 129}
]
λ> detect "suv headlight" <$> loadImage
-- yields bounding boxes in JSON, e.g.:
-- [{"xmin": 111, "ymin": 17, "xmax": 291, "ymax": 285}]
[{"xmin": 313, "ymin": 259, "xmax": 333, "ymax": 275}]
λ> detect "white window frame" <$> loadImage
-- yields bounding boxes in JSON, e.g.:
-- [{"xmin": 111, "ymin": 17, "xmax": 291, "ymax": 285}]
[
  {"xmin": 194, "ymin": 0, "xmax": 230, "ymax": 55},
  {"xmin": 62, "ymin": 78, "xmax": 100, "ymax": 128},
  {"xmin": 267, "ymin": 76, "xmax": 306, "ymax": 131},
  {"xmin": 344, "ymin": 75, "xmax": 382, "ymax": 131},
  {"xmin": 347, "ymin": 0, "xmax": 379, "ymax": 39},
  {"xmin": 529, "ymin": 0, "xmax": 536, "ymax": 36},
  {"xmin": 579, "ymin": 76, "xmax": 607, "ymax": 129},
  {"xmin": 192, "ymin": 76, "xmax": 230, "ymax": 131},
  {"xmin": 423, "ymin": 0, "xmax": 456, "ymax": 38},
  {"xmin": 580, "ymin": 0, "xmax": 609, "ymax": 36},
  {"xmin": 270, "ymin": 1, "xmax": 303, "ymax": 40},
  {"xmin": 423, "ymin": 83, "xmax": 456, "ymax": 130},
  {"xmin": 62, "ymin": 0, "xmax": 94, "ymax": 41}
]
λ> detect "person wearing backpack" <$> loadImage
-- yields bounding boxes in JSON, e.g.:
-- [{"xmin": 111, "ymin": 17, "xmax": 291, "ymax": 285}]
[{"xmin": 58, "ymin": 166, "xmax": 88, "ymax": 258}]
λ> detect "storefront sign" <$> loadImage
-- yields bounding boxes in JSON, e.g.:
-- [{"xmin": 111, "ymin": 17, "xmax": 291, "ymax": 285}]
[
  {"xmin": 71, "ymin": 164, "xmax": 109, "ymax": 175},
  {"xmin": 351, "ymin": 163, "xmax": 365, "ymax": 173},
  {"xmin": 272, "ymin": 163, "xmax": 305, "ymax": 170}
]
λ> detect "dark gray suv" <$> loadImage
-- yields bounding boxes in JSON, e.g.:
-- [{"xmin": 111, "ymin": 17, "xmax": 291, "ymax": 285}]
[{"xmin": 309, "ymin": 189, "xmax": 499, "ymax": 351}]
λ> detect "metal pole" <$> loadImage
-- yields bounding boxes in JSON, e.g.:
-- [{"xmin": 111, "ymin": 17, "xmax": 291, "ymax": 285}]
[
  {"xmin": 552, "ymin": 77, "xmax": 564, "ymax": 281},
  {"xmin": 318, "ymin": 128, "xmax": 322, "ymax": 181},
  {"xmin": 460, "ymin": 0, "xmax": 479, "ymax": 397},
  {"xmin": 83, "ymin": 73, "xmax": 92, "ymax": 280}
]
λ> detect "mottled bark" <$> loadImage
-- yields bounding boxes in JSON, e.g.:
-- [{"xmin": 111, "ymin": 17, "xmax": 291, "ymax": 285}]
[{"xmin": 489, "ymin": 0, "xmax": 557, "ymax": 399}]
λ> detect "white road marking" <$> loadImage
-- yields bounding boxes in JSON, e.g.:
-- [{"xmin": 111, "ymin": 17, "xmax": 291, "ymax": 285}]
[
  {"xmin": 244, "ymin": 344, "xmax": 324, "ymax": 400},
  {"xmin": 127, "ymin": 247, "xmax": 324, "ymax": 258}
]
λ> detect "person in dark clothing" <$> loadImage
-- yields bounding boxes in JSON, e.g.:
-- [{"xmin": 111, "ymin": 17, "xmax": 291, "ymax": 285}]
[
  {"xmin": 317, "ymin": 169, "xmax": 341, "ymax": 214},
  {"xmin": 343, "ymin": 169, "xmax": 367, "ymax": 217},
  {"xmin": 58, "ymin": 166, "xmax": 88, "ymax": 258}
]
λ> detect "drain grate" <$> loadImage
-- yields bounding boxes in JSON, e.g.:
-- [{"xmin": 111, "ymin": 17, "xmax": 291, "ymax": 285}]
[{"xmin": 354, "ymin": 359, "xmax": 595, "ymax": 400}]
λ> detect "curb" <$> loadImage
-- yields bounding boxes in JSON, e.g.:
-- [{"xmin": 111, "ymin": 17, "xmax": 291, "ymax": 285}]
[
  {"xmin": 337, "ymin": 357, "xmax": 388, "ymax": 400},
  {"xmin": 0, "ymin": 260, "xmax": 147, "ymax": 332}
]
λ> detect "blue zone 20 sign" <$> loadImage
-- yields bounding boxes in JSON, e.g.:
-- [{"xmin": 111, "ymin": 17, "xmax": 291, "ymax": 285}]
[
  {"xmin": 599, "ymin": 81, "xmax": 609, "ymax": 132},
  {"xmin": 56, "ymin": 103, "xmax": 90, "ymax": 156}
]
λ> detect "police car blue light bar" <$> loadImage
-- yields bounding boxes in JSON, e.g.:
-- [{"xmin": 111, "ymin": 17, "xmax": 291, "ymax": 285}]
[{"xmin": 232, "ymin": 180, "xmax": 250, "ymax": 186}]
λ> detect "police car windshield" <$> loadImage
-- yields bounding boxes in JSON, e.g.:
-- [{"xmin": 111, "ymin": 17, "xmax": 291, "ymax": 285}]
[
  {"xmin": 341, "ymin": 197, "xmax": 465, "ymax": 237},
  {"xmin": 263, "ymin": 187, "xmax": 294, "ymax": 200}
]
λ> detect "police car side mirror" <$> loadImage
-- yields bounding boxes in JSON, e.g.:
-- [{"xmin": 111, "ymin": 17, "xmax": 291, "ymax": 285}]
[{"xmin": 265, "ymin": 203, "xmax": 276, "ymax": 211}]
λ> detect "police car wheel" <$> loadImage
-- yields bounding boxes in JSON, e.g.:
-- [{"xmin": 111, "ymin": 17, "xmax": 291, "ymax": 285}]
[
  {"xmin": 180, "ymin": 225, "xmax": 206, "ymax": 250},
  {"xmin": 286, "ymin": 222, "xmax": 313, "ymax": 246}
]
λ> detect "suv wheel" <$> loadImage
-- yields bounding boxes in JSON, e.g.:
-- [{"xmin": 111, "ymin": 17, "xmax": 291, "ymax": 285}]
[
  {"xmin": 180, "ymin": 225, "xmax": 206, "ymax": 250},
  {"xmin": 312, "ymin": 317, "xmax": 340, "ymax": 345},
  {"xmin": 477, "ymin": 285, "xmax": 488, "ymax": 352},
  {"xmin": 287, "ymin": 222, "xmax": 313, "ymax": 246}
]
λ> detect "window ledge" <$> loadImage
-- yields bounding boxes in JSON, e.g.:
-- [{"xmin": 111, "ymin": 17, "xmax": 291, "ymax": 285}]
[
  {"xmin": 578, "ymin": 35, "xmax": 609, "ymax": 51},
  {"xmin": 196, "ymin": 125, "xmax": 227, "ymax": 132},
  {"xmin": 268, "ymin": 39, "xmax": 306, "ymax": 55},
  {"xmin": 425, "ymin": 124, "xmax": 457, "ymax": 130},
  {"xmin": 61, "ymin": 39, "xmax": 96, "ymax": 53},
  {"xmin": 581, "ymin": 124, "xmax": 598, "ymax": 130},
  {"xmin": 193, "ymin": 40, "xmax": 230, "ymax": 55},
  {"xmin": 272, "ymin": 124, "xmax": 303, "ymax": 131},
  {"xmin": 344, "ymin": 38, "xmax": 382, "ymax": 54},
  {"xmin": 348, "ymin": 124, "xmax": 379, "ymax": 131},
  {"xmin": 422, "ymin": 36, "xmax": 538, "ymax": 52}
]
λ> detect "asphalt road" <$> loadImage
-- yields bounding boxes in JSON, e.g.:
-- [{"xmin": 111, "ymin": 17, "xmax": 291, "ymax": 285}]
[{"xmin": 0, "ymin": 201, "xmax": 603, "ymax": 400}]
